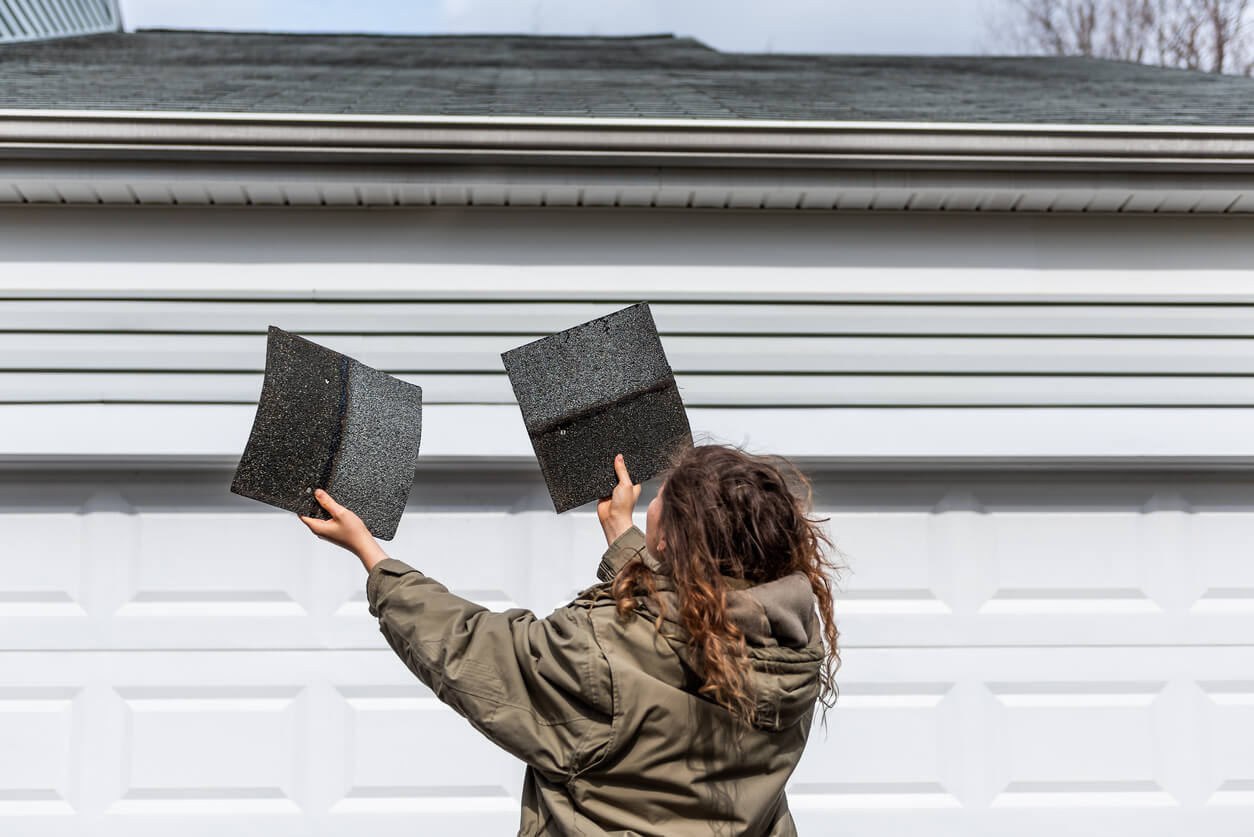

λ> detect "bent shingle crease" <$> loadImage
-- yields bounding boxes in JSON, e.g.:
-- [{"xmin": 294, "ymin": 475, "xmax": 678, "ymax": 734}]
[{"xmin": 231, "ymin": 326, "xmax": 422, "ymax": 540}]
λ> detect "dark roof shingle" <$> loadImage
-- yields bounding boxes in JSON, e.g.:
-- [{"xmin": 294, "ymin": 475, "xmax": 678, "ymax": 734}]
[{"xmin": 2, "ymin": 29, "xmax": 1253, "ymax": 124}]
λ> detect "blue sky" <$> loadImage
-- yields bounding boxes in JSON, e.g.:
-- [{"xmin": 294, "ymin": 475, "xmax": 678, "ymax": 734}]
[{"xmin": 118, "ymin": 0, "xmax": 999, "ymax": 55}]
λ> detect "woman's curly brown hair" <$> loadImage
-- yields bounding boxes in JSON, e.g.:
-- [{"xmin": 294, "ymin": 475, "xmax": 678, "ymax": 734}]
[{"xmin": 612, "ymin": 444, "xmax": 841, "ymax": 724}]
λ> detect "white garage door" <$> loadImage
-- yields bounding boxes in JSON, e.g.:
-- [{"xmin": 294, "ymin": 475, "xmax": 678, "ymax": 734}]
[{"xmin": 3, "ymin": 465, "xmax": 1251, "ymax": 836}]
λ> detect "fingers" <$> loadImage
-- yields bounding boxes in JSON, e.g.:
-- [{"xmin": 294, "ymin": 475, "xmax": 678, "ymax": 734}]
[
  {"xmin": 613, "ymin": 453, "xmax": 634, "ymax": 487},
  {"xmin": 313, "ymin": 488, "xmax": 345, "ymax": 517},
  {"xmin": 300, "ymin": 515, "xmax": 332, "ymax": 537}
]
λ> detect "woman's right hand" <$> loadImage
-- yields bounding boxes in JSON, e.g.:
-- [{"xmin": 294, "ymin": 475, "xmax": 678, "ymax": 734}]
[{"xmin": 597, "ymin": 454, "xmax": 641, "ymax": 545}]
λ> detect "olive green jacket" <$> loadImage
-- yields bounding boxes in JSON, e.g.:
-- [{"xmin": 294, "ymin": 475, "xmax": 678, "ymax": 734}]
[{"xmin": 366, "ymin": 526, "xmax": 824, "ymax": 836}]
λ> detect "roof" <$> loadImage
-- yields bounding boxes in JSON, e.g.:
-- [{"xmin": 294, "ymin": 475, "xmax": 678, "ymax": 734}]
[
  {"xmin": 4, "ymin": 30, "xmax": 1254, "ymax": 213},
  {"xmin": 2, "ymin": 29, "xmax": 1254, "ymax": 125}
]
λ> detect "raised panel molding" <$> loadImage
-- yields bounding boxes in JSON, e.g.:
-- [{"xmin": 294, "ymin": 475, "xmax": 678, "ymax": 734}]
[
  {"xmin": 1199, "ymin": 681, "xmax": 1254, "ymax": 806},
  {"xmin": 986, "ymin": 681, "xmax": 1177, "ymax": 809},
  {"xmin": 334, "ymin": 685, "xmax": 520, "ymax": 811},
  {"xmin": 112, "ymin": 686, "xmax": 305, "ymax": 815},
  {"xmin": 829, "ymin": 509, "xmax": 951, "ymax": 616},
  {"xmin": 790, "ymin": 682, "xmax": 961, "ymax": 810},
  {"xmin": 992, "ymin": 780, "xmax": 1176, "ymax": 808},
  {"xmin": 1209, "ymin": 780, "xmax": 1254, "ymax": 807},
  {"xmin": 0, "ymin": 501, "xmax": 89, "ymax": 650},
  {"xmin": 1193, "ymin": 589, "xmax": 1254, "ymax": 613},
  {"xmin": 979, "ymin": 589, "xmax": 1162, "ymax": 615},
  {"xmin": 0, "ymin": 687, "xmax": 79, "ymax": 817},
  {"xmin": 787, "ymin": 782, "xmax": 961, "ymax": 810}
]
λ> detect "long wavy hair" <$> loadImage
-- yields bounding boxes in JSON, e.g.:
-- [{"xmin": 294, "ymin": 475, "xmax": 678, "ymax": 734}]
[{"xmin": 612, "ymin": 444, "xmax": 841, "ymax": 724}]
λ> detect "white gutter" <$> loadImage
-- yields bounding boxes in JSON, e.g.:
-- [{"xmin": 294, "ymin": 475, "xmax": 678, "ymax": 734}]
[{"xmin": 4, "ymin": 109, "xmax": 1254, "ymax": 171}]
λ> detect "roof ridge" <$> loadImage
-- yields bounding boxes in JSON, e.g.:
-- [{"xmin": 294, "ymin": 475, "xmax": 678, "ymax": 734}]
[{"xmin": 131, "ymin": 28, "xmax": 689, "ymax": 43}]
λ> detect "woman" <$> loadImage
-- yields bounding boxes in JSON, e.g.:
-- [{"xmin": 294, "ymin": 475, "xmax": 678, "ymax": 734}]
[{"xmin": 302, "ymin": 444, "xmax": 841, "ymax": 836}]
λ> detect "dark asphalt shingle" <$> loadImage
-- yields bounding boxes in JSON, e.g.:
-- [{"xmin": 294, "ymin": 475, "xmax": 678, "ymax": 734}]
[
  {"xmin": 2, "ymin": 29, "xmax": 1254, "ymax": 124},
  {"xmin": 503, "ymin": 303, "xmax": 692, "ymax": 514},
  {"xmin": 231, "ymin": 326, "xmax": 422, "ymax": 541}
]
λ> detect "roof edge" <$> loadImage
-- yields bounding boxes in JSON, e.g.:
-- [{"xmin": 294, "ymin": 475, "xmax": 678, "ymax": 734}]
[
  {"xmin": 4, "ymin": 107, "xmax": 1254, "ymax": 134},
  {"xmin": 4, "ymin": 109, "xmax": 1254, "ymax": 173},
  {"xmin": 129, "ymin": 28, "xmax": 689, "ymax": 43}
]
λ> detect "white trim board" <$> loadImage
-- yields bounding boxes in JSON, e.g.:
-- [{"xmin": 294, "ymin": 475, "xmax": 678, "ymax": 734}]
[
  {"xmin": 7, "ymin": 264, "xmax": 1254, "ymax": 302},
  {"xmin": 2, "ymin": 404, "xmax": 1253, "ymax": 465}
]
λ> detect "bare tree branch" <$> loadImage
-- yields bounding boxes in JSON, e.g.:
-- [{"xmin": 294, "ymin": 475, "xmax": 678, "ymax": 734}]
[{"xmin": 989, "ymin": 0, "xmax": 1254, "ymax": 74}]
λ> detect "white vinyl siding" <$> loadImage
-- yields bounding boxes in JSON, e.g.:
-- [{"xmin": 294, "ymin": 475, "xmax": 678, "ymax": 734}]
[{"xmin": 4, "ymin": 207, "xmax": 1254, "ymax": 414}]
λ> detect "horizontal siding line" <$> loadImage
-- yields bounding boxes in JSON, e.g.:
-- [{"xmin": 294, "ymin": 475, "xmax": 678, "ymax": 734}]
[
  {"xmin": 5, "ymin": 330, "xmax": 1254, "ymax": 340},
  {"xmin": 5, "ymin": 370, "xmax": 1254, "ymax": 378},
  {"xmin": 7, "ymin": 296, "xmax": 1254, "ymax": 308},
  {"xmin": 8, "ymin": 400, "xmax": 1254, "ymax": 409}
]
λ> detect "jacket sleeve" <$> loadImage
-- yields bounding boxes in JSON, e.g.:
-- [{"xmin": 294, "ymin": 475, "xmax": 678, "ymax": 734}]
[
  {"xmin": 365, "ymin": 558, "xmax": 615, "ymax": 782},
  {"xmin": 596, "ymin": 525, "xmax": 649, "ymax": 583}
]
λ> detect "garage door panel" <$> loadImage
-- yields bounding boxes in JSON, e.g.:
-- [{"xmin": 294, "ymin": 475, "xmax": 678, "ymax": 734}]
[
  {"xmin": 785, "ymin": 646, "xmax": 1254, "ymax": 831},
  {"xmin": 0, "ymin": 508, "xmax": 90, "ymax": 648},
  {"xmin": 2, "ymin": 512, "xmax": 86, "ymax": 603},
  {"xmin": 385, "ymin": 507, "xmax": 613, "ymax": 613},
  {"xmin": 127, "ymin": 511, "xmax": 316, "ymax": 611},
  {"xmin": 8, "ymin": 470, "xmax": 1254, "ymax": 649},
  {"xmin": 111, "ymin": 493, "xmax": 324, "ymax": 649},
  {"xmin": 984, "ymin": 681, "xmax": 1171, "ymax": 807},
  {"xmin": 827, "ymin": 477, "xmax": 1254, "ymax": 647},
  {"xmin": 0, "ymin": 650, "xmax": 533, "ymax": 835},
  {"xmin": 3, "ymin": 646, "xmax": 1252, "ymax": 834},
  {"xmin": 0, "ymin": 687, "xmax": 79, "ymax": 818},
  {"xmin": 790, "ymin": 682, "xmax": 961, "ymax": 809},
  {"xmin": 113, "ymin": 686, "xmax": 306, "ymax": 816},
  {"xmin": 5, "ymin": 469, "xmax": 1254, "ymax": 834},
  {"xmin": 1191, "ymin": 512, "xmax": 1254, "ymax": 609},
  {"xmin": 824, "ymin": 512, "xmax": 949, "ymax": 616},
  {"xmin": 336, "ymin": 685, "xmax": 524, "ymax": 807},
  {"xmin": 1200, "ymin": 681, "xmax": 1254, "ymax": 805},
  {"xmin": 7, "ymin": 474, "xmax": 616, "ymax": 650}
]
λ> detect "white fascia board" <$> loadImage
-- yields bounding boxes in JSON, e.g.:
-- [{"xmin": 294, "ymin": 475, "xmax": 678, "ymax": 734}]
[{"xmin": 3, "ymin": 404, "xmax": 1254, "ymax": 468}]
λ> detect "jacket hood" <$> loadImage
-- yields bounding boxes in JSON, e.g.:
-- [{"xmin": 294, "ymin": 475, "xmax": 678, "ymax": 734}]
[{"xmin": 643, "ymin": 571, "xmax": 825, "ymax": 732}]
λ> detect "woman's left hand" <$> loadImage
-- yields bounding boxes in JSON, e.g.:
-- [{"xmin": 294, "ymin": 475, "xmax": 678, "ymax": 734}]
[{"xmin": 301, "ymin": 489, "xmax": 390, "ymax": 572}]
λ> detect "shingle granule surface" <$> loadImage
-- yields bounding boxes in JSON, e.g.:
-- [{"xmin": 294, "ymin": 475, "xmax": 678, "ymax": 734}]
[
  {"xmin": 503, "ymin": 302, "xmax": 693, "ymax": 513},
  {"xmin": 327, "ymin": 358, "xmax": 423, "ymax": 541},
  {"xmin": 231, "ymin": 327, "xmax": 345, "ymax": 520},
  {"xmin": 231, "ymin": 326, "xmax": 422, "ymax": 540}
]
